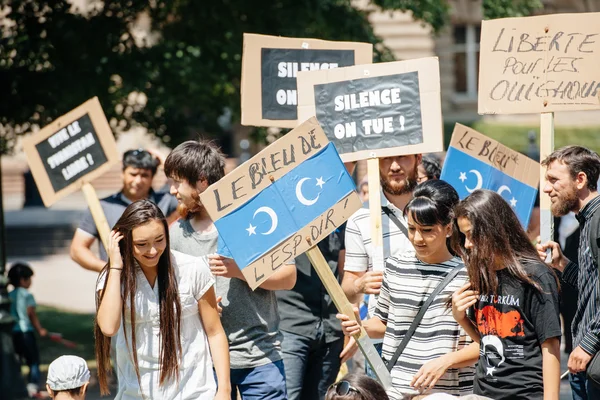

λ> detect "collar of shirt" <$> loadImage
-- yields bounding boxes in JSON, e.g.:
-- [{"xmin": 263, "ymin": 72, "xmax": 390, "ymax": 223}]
[
  {"xmin": 576, "ymin": 195, "xmax": 600, "ymax": 224},
  {"xmin": 118, "ymin": 189, "xmax": 158, "ymax": 206},
  {"xmin": 379, "ymin": 189, "xmax": 402, "ymax": 215}
]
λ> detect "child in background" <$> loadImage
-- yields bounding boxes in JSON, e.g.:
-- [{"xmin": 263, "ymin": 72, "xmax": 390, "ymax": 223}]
[
  {"xmin": 46, "ymin": 355, "xmax": 91, "ymax": 399},
  {"xmin": 8, "ymin": 262, "xmax": 47, "ymax": 397}
]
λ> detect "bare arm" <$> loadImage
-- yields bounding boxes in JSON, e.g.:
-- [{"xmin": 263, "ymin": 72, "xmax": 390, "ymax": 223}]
[
  {"xmin": 341, "ymin": 270, "xmax": 383, "ymax": 304},
  {"xmin": 70, "ymin": 229, "xmax": 106, "ymax": 272},
  {"xmin": 198, "ymin": 286, "xmax": 231, "ymax": 399},
  {"xmin": 96, "ymin": 231, "xmax": 124, "ymax": 337},
  {"xmin": 209, "ymin": 255, "xmax": 297, "ymax": 291},
  {"xmin": 542, "ymin": 337, "xmax": 561, "ymax": 400},
  {"xmin": 341, "ymin": 270, "xmax": 364, "ymax": 303},
  {"xmin": 26, "ymin": 306, "xmax": 47, "ymax": 337}
]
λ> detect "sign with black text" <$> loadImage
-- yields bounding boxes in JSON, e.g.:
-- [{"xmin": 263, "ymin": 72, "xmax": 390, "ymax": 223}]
[
  {"xmin": 297, "ymin": 57, "xmax": 443, "ymax": 162},
  {"xmin": 23, "ymin": 97, "xmax": 119, "ymax": 206},
  {"xmin": 479, "ymin": 12, "xmax": 600, "ymax": 114},
  {"xmin": 241, "ymin": 33, "xmax": 372, "ymax": 128}
]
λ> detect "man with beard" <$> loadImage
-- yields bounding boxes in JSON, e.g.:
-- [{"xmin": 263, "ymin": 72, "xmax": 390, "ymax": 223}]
[
  {"xmin": 341, "ymin": 155, "xmax": 420, "ymax": 373},
  {"xmin": 164, "ymin": 140, "xmax": 296, "ymax": 400},
  {"xmin": 70, "ymin": 149, "xmax": 178, "ymax": 272},
  {"xmin": 537, "ymin": 145, "xmax": 600, "ymax": 400}
]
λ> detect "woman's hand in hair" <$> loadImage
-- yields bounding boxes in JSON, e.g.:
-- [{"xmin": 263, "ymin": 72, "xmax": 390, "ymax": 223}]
[
  {"xmin": 451, "ymin": 283, "xmax": 479, "ymax": 323},
  {"xmin": 411, "ymin": 355, "xmax": 452, "ymax": 393},
  {"xmin": 337, "ymin": 307, "xmax": 362, "ymax": 337},
  {"xmin": 108, "ymin": 230, "xmax": 124, "ymax": 269}
]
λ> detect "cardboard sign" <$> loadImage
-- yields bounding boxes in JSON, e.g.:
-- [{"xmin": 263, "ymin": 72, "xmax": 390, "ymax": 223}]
[
  {"xmin": 200, "ymin": 117, "xmax": 362, "ymax": 290},
  {"xmin": 23, "ymin": 97, "xmax": 119, "ymax": 206},
  {"xmin": 441, "ymin": 124, "xmax": 539, "ymax": 226},
  {"xmin": 478, "ymin": 12, "xmax": 600, "ymax": 114},
  {"xmin": 297, "ymin": 57, "xmax": 443, "ymax": 162},
  {"xmin": 241, "ymin": 33, "xmax": 372, "ymax": 128}
]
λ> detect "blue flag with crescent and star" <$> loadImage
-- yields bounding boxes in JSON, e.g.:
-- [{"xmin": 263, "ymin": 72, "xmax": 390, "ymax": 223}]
[
  {"xmin": 441, "ymin": 124, "xmax": 539, "ymax": 227},
  {"xmin": 214, "ymin": 141, "xmax": 356, "ymax": 271}
]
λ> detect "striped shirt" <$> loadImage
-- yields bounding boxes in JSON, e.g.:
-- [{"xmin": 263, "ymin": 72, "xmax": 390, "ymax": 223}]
[
  {"xmin": 563, "ymin": 194, "xmax": 600, "ymax": 355},
  {"xmin": 374, "ymin": 254, "xmax": 474, "ymax": 399},
  {"xmin": 344, "ymin": 190, "xmax": 414, "ymax": 317}
]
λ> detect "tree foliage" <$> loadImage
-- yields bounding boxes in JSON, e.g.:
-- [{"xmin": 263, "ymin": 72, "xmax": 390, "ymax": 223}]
[{"xmin": 0, "ymin": 0, "xmax": 540, "ymax": 154}]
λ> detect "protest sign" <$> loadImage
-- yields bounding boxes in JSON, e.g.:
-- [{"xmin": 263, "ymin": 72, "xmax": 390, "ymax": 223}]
[
  {"xmin": 241, "ymin": 33, "xmax": 372, "ymax": 128},
  {"xmin": 23, "ymin": 97, "xmax": 119, "ymax": 207},
  {"xmin": 201, "ymin": 117, "xmax": 362, "ymax": 288},
  {"xmin": 478, "ymin": 12, "xmax": 600, "ymax": 114},
  {"xmin": 200, "ymin": 117, "xmax": 393, "ymax": 389},
  {"xmin": 297, "ymin": 57, "xmax": 443, "ymax": 162},
  {"xmin": 441, "ymin": 124, "xmax": 539, "ymax": 226}
]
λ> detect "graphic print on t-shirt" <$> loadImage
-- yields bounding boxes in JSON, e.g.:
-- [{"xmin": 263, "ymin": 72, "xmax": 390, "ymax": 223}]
[{"xmin": 475, "ymin": 294, "xmax": 524, "ymax": 379}]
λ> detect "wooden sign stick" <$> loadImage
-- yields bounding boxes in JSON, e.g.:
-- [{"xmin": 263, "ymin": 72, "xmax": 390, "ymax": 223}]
[
  {"xmin": 305, "ymin": 242, "xmax": 393, "ymax": 389},
  {"xmin": 539, "ymin": 113, "xmax": 554, "ymax": 255},
  {"xmin": 81, "ymin": 182, "xmax": 111, "ymax": 252},
  {"xmin": 367, "ymin": 157, "xmax": 385, "ymax": 271}
]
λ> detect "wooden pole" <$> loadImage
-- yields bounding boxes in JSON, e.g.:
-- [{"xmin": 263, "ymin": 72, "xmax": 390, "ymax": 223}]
[
  {"xmin": 367, "ymin": 157, "xmax": 385, "ymax": 272},
  {"xmin": 81, "ymin": 182, "xmax": 110, "ymax": 251},
  {"xmin": 539, "ymin": 113, "xmax": 554, "ymax": 252},
  {"xmin": 305, "ymin": 243, "xmax": 393, "ymax": 390}
]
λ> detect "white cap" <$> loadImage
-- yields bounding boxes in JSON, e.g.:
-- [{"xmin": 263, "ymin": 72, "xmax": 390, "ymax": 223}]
[{"xmin": 46, "ymin": 355, "xmax": 91, "ymax": 391}]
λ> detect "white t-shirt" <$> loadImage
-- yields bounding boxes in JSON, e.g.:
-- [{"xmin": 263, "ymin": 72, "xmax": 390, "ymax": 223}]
[
  {"xmin": 344, "ymin": 190, "xmax": 415, "ymax": 317},
  {"xmin": 97, "ymin": 250, "xmax": 216, "ymax": 400}
]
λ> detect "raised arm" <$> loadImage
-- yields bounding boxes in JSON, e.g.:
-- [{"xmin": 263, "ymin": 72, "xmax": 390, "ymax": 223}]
[{"xmin": 96, "ymin": 231, "xmax": 124, "ymax": 337}]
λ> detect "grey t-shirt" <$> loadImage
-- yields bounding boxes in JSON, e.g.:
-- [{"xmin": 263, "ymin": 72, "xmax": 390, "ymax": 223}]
[{"xmin": 169, "ymin": 218, "xmax": 282, "ymax": 369}]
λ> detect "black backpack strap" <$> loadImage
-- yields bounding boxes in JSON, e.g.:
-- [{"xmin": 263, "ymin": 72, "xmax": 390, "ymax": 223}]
[
  {"xmin": 385, "ymin": 262, "xmax": 464, "ymax": 371},
  {"xmin": 382, "ymin": 206, "xmax": 408, "ymax": 238}
]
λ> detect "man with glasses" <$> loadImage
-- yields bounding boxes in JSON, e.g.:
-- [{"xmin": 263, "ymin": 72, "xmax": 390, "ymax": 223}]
[{"xmin": 70, "ymin": 149, "xmax": 178, "ymax": 272}]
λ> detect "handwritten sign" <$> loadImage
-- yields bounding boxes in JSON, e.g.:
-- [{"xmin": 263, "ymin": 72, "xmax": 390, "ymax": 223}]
[
  {"xmin": 23, "ymin": 97, "xmax": 119, "ymax": 206},
  {"xmin": 200, "ymin": 117, "xmax": 362, "ymax": 290},
  {"xmin": 441, "ymin": 124, "xmax": 539, "ymax": 226},
  {"xmin": 297, "ymin": 57, "xmax": 443, "ymax": 162},
  {"xmin": 241, "ymin": 33, "xmax": 372, "ymax": 128},
  {"xmin": 479, "ymin": 12, "xmax": 600, "ymax": 114}
]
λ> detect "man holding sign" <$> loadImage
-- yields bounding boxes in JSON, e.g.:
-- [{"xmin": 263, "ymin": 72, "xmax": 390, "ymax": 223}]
[{"xmin": 165, "ymin": 140, "xmax": 295, "ymax": 400}]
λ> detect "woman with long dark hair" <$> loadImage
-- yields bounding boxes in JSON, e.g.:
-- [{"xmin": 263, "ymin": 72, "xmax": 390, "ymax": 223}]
[
  {"xmin": 451, "ymin": 189, "xmax": 561, "ymax": 400},
  {"xmin": 338, "ymin": 180, "xmax": 475, "ymax": 399},
  {"xmin": 95, "ymin": 200, "xmax": 230, "ymax": 399}
]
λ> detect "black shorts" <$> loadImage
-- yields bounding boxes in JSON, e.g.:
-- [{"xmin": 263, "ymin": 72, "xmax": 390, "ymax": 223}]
[{"xmin": 12, "ymin": 331, "xmax": 40, "ymax": 365}]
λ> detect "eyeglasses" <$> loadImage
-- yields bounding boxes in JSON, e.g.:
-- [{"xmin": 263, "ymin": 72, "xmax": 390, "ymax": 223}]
[{"xmin": 330, "ymin": 380, "xmax": 360, "ymax": 396}]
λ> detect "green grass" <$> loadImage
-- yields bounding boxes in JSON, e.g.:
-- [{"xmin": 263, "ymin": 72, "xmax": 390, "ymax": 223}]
[
  {"xmin": 36, "ymin": 305, "xmax": 96, "ymax": 368},
  {"xmin": 443, "ymin": 121, "xmax": 600, "ymax": 156}
]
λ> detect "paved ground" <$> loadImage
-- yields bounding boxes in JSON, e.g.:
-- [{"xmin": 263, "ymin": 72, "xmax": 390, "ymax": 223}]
[{"xmin": 9, "ymin": 252, "xmax": 575, "ymax": 399}]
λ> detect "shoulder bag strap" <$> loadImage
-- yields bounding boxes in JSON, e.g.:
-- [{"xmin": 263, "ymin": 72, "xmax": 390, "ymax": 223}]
[
  {"xmin": 382, "ymin": 206, "xmax": 408, "ymax": 238},
  {"xmin": 385, "ymin": 263, "xmax": 464, "ymax": 371}
]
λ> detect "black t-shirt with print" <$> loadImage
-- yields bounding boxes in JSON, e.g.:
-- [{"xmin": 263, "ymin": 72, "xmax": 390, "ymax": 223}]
[{"xmin": 472, "ymin": 260, "xmax": 561, "ymax": 400}]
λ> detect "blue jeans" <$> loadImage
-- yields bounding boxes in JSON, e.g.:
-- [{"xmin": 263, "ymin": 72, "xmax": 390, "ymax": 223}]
[
  {"xmin": 365, "ymin": 342, "xmax": 383, "ymax": 379},
  {"xmin": 281, "ymin": 326, "xmax": 344, "ymax": 400},
  {"xmin": 230, "ymin": 360, "xmax": 287, "ymax": 400},
  {"xmin": 569, "ymin": 371, "xmax": 600, "ymax": 400}
]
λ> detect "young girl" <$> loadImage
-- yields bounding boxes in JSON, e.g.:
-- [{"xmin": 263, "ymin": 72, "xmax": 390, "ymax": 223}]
[
  {"xmin": 338, "ymin": 180, "xmax": 475, "ymax": 399},
  {"xmin": 8, "ymin": 262, "xmax": 47, "ymax": 397},
  {"xmin": 95, "ymin": 200, "xmax": 230, "ymax": 399},
  {"xmin": 451, "ymin": 189, "xmax": 561, "ymax": 400}
]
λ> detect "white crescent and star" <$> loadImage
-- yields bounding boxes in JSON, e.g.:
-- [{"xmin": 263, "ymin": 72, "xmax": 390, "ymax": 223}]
[
  {"xmin": 246, "ymin": 176, "xmax": 325, "ymax": 237},
  {"xmin": 497, "ymin": 185, "xmax": 518, "ymax": 208}
]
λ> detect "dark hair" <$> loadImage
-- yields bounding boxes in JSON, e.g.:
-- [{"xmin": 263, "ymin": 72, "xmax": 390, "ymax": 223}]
[
  {"xmin": 420, "ymin": 155, "xmax": 441, "ymax": 180},
  {"xmin": 95, "ymin": 200, "xmax": 182, "ymax": 395},
  {"xmin": 164, "ymin": 140, "xmax": 225, "ymax": 186},
  {"xmin": 51, "ymin": 386, "xmax": 85, "ymax": 396},
  {"xmin": 542, "ymin": 145, "xmax": 600, "ymax": 191},
  {"xmin": 122, "ymin": 149, "xmax": 160, "ymax": 175},
  {"xmin": 325, "ymin": 374, "xmax": 389, "ymax": 400},
  {"xmin": 404, "ymin": 179, "xmax": 459, "ymax": 227},
  {"xmin": 7, "ymin": 262, "xmax": 34, "ymax": 287},
  {"xmin": 453, "ymin": 190, "xmax": 557, "ymax": 295}
]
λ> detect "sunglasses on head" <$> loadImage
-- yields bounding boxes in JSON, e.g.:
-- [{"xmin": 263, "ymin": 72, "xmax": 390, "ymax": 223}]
[
  {"xmin": 124, "ymin": 148, "xmax": 151, "ymax": 158},
  {"xmin": 330, "ymin": 380, "xmax": 360, "ymax": 396}
]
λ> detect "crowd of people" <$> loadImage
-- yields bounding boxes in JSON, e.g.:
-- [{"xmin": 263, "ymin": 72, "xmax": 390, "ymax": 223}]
[{"xmin": 7, "ymin": 143, "xmax": 600, "ymax": 400}]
